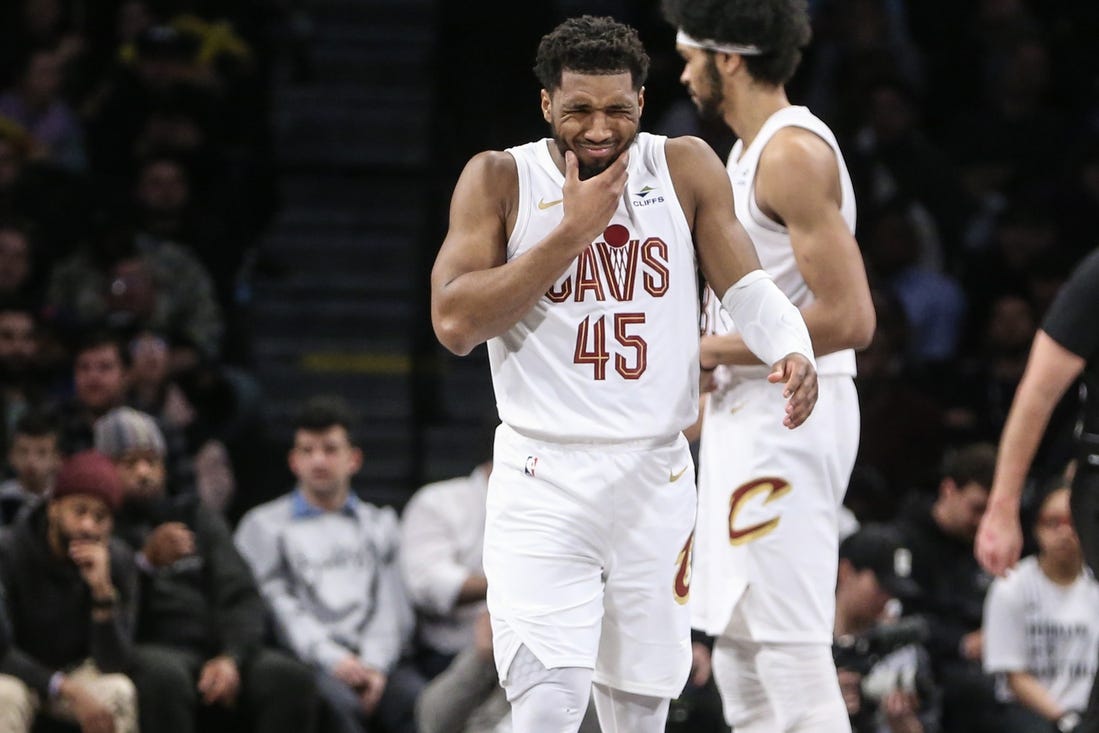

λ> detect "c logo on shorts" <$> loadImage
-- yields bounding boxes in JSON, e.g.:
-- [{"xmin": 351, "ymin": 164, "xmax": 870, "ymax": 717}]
[
  {"xmin": 673, "ymin": 531, "xmax": 694, "ymax": 605},
  {"xmin": 727, "ymin": 477, "xmax": 791, "ymax": 546}
]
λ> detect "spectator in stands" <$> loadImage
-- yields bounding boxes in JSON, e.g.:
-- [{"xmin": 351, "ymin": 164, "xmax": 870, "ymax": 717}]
[
  {"xmin": 132, "ymin": 152, "xmax": 240, "ymax": 316},
  {"xmin": 95, "ymin": 406, "xmax": 318, "ymax": 733},
  {"xmin": 46, "ymin": 216, "xmax": 224, "ymax": 361},
  {"xmin": 56, "ymin": 329, "xmax": 196, "ymax": 496},
  {"xmin": 895, "ymin": 442, "xmax": 998, "ymax": 732},
  {"xmin": 0, "ymin": 409, "xmax": 60, "ymax": 526},
  {"xmin": 862, "ymin": 196, "xmax": 967, "ymax": 367},
  {"xmin": 123, "ymin": 329, "xmax": 237, "ymax": 513},
  {"xmin": 0, "ymin": 300, "xmax": 45, "ymax": 449},
  {"xmin": 416, "ymin": 608, "xmax": 600, "ymax": 733},
  {"xmin": 852, "ymin": 289, "xmax": 945, "ymax": 510},
  {"xmin": 983, "ymin": 482, "xmax": 1099, "ymax": 733},
  {"xmin": 400, "ymin": 456, "xmax": 490, "ymax": 678},
  {"xmin": 55, "ymin": 329, "xmax": 131, "ymax": 455},
  {"xmin": 235, "ymin": 395, "xmax": 423, "ymax": 733},
  {"xmin": 0, "ymin": 221, "xmax": 40, "ymax": 306},
  {"xmin": 0, "ymin": 122, "xmax": 91, "ymax": 260},
  {"xmin": 846, "ymin": 75, "xmax": 974, "ymax": 264},
  {"xmin": 834, "ymin": 523, "xmax": 941, "ymax": 733},
  {"xmin": 0, "ymin": 45, "xmax": 87, "ymax": 172},
  {"xmin": 0, "ymin": 450, "xmax": 138, "ymax": 733}
]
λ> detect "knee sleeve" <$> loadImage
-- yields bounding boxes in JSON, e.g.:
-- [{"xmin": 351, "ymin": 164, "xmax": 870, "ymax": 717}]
[
  {"xmin": 0, "ymin": 675, "xmax": 37, "ymax": 733},
  {"xmin": 504, "ymin": 645, "xmax": 592, "ymax": 733},
  {"xmin": 590, "ymin": 682, "xmax": 669, "ymax": 733},
  {"xmin": 712, "ymin": 637, "xmax": 776, "ymax": 732},
  {"xmin": 713, "ymin": 638, "xmax": 849, "ymax": 733}
]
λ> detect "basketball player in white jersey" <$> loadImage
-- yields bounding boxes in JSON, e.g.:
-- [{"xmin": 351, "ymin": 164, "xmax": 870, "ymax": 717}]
[
  {"xmin": 431, "ymin": 15, "xmax": 820, "ymax": 733},
  {"xmin": 662, "ymin": 1, "xmax": 877, "ymax": 731}
]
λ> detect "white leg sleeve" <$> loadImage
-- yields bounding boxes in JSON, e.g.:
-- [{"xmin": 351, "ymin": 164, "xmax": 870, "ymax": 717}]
[
  {"xmin": 504, "ymin": 645, "xmax": 592, "ymax": 733},
  {"xmin": 720, "ymin": 270, "xmax": 815, "ymax": 368},
  {"xmin": 712, "ymin": 636, "xmax": 850, "ymax": 733},
  {"xmin": 590, "ymin": 682, "xmax": 670, "ymax": 733}
]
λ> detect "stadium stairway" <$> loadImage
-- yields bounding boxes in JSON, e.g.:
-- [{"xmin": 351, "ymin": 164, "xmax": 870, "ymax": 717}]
[{"xmin": 245, "ymin": 0, "xmax": 495, "ymax": 507}]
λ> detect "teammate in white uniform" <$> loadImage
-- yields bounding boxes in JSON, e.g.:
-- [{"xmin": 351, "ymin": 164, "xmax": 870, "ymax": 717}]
[
  {"xmin": 662, "ymin": 1, "xmax": 876, "ymax": 731},
  {"xmin": 431, "ymin": 15, "xmax": 819, "ymax": 733}
]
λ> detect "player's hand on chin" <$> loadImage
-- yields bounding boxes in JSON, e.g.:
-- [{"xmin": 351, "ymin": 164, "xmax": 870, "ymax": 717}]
[{"xmin": 768, "ymin": 353, "xmax": 817, "ymax": 429}]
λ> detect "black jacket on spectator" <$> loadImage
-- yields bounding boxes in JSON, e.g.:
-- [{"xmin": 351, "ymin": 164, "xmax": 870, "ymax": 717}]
[
  {"xmin": 0, "ymin": 501, "xmax": 136, "ymax": 697},
  {"xmin": 893, "ymin": 493, "xmax": 992, "ymax": 664},
  {"xmin": 113, "ymin": 493, "xmax": 265, "ymax": 665}
]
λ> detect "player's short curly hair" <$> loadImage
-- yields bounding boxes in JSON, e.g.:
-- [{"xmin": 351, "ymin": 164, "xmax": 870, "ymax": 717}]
[
  {"xmin": 533, "ymin": 15, "xmax": 650, "ymax": 93},
  {"xmin": 661, "ymin": 0, "xmax": 811, "ymax": 86}
]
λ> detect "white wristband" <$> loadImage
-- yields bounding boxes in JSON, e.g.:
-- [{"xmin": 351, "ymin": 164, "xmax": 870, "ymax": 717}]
[{"xmin": 720, "ymin": 270, "xmax": 815, "ymax": 368}]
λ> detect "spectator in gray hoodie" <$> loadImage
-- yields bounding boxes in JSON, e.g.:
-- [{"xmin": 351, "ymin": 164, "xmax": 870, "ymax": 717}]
[{"xmin": 235, "ymin": 395, "xmax": 423, "ymax": 733}]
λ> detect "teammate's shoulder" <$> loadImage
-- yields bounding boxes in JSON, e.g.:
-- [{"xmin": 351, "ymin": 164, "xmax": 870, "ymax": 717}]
[
  {"xmin": 665, "ymin": 134, "xmax": 721, "ymax": 159},
  {"xmin": 760, "ymin": 126, "xmax": 836, "ymax": 172},
  {"xmin": 664, "ymin": 134, "xmax": 724, "ymax": 177}
]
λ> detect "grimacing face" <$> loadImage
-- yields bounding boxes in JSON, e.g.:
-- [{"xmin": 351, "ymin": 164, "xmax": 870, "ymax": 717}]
[
  {"xmin": 543, "ymin": 70, "xmax": 642, "ymax": 180},
  {"xmin": 675, "ymin": 45, "xmax": 726, "ymax": 122}
]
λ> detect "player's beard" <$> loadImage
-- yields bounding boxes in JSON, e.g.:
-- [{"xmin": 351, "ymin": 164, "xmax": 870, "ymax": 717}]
[
  {"xmin": 551, "ymin": 129, "xmax": 638, "ymax": 181},
  {"xmin": 692, "ymin": 58, "xmax": 726, "ymax": 121}
]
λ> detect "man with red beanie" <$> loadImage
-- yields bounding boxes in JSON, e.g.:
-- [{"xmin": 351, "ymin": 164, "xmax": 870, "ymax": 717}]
[{"xmin": 0, "ymin": 450, "xmax": 138, "ymax": 733}]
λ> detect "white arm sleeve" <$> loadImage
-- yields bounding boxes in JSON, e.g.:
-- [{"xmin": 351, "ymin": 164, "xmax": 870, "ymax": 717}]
[{"xmin": 720, "ymin": 270, "xmax": 815, "ymax": 368}]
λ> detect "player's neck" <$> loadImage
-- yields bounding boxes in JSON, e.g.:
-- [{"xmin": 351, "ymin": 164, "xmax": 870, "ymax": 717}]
[{"xmin": 726, "ymin": 85, "xmax": 790, "ymax": 152}]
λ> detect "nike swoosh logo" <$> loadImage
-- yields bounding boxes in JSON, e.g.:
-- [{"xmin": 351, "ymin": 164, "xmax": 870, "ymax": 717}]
[
  {"xmin": 670, "ymin": 466, "xmax": 689, "ymax": 483},
  {"xmin": 537, "ymin": 198, "xmax": 563, "ymax": 210}
]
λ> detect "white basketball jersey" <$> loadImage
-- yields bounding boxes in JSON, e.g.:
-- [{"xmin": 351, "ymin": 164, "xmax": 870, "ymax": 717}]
[
  {"xmin": 489, "ymin": 133, "xmax": 700, "ymax": 442},
  {"xmin": 704, "ymin": 105, "xmax": 857, "ymax": 378}
]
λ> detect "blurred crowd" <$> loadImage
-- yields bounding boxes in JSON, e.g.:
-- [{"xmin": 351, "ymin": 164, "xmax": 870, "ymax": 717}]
[{"xmin": 2, "ymin": 0, "xmax": 1099, "ymax": 732}]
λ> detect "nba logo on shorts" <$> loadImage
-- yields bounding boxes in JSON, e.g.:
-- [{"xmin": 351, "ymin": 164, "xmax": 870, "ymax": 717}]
[{"xmin": 524, "ymin": 456, "xmax": 538, "ymax": 477}]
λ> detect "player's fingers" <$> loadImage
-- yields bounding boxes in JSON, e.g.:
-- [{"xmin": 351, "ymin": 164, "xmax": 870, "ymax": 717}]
[
  {"xmin": 564, "ymin": 150, "xmax": 578, "ymax": 184},
  {"xmin": 767, "ymin": 362, "xmax": 785, "ymax": 384}
]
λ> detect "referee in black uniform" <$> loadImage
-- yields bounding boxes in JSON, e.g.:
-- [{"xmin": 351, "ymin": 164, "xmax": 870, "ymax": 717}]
[{"xmin": 978, "ymin": 247, "xmax": 1099, "ymax": 733}]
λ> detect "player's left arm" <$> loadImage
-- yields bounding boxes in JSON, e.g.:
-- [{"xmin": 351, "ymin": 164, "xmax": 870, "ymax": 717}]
[
  {"xmin": 668, "ymin": 136, "xmax": 817, "ymax": 427},
  {"xmin": 755, "ymin": 128, "xmax": 876, "ymax": 356}
]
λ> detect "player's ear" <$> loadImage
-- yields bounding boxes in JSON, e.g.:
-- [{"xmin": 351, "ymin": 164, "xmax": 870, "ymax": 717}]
[
  {"xmin": 541, "ymin": 89, "xmax": 552, "ymax": 124},
  {"xmin": 637, "ymin": 85, "xmax": 645, "ymax": 117}
]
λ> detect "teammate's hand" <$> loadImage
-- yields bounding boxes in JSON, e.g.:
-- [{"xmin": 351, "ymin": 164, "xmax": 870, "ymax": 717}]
[
  {"xmin": 975, "ymin": 504, "xmax": 1023, "ymax": 577},
  {"xmin": 699, "ymin": 365, "xmax": 716, "ymax": 394},
  {"xmin": 560, "ymin": 149, "xmax": 629, "ymax": 244},
  {"xmin": 768, "ymin": 353, "xmax": 817, "ymax": 428}
]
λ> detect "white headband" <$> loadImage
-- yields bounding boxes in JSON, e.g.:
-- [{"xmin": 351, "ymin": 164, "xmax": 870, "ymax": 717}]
[{"xmin": 676, "ymin": 29, "xmax": 764, "ymax": 57}]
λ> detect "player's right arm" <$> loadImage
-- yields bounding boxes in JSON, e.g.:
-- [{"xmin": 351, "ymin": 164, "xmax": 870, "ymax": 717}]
[
  {"xmin": 431, "ymin": 148, "xmax": 627, "ymax": 356},
  {"xmin": 976, "ymin": 330, "xmax": 1084, "ymax": 576}
]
